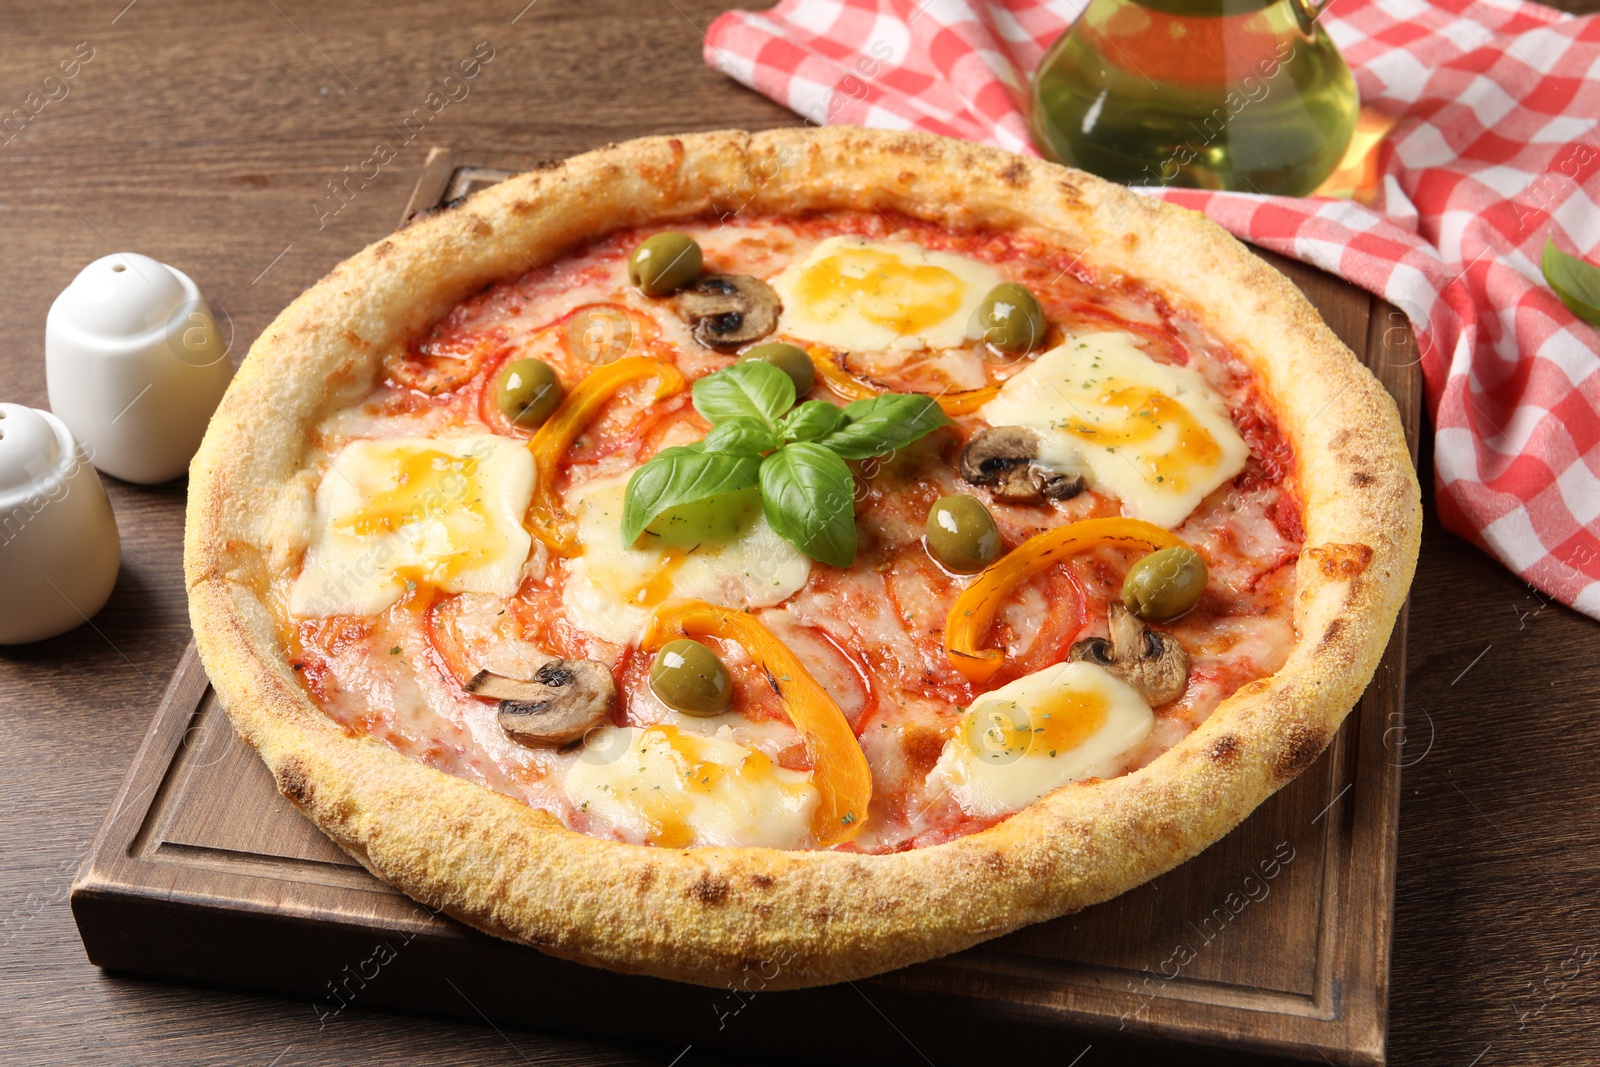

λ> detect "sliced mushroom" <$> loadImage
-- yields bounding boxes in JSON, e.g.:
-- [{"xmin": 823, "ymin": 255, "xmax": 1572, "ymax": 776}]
[
  {"xmin": 959, "ymin": 426, "xmax": 1086, "ymax": 503},
  {"xmin": 466, "ymin": 660, "xmax": 616, "ymax": 746},
  {"xmin": 673, "ymin": 273, "xmax": 780, "ymax": 350},
  {"xmin": 1069, "ymin": 603, "xmax": 1189, "ymax": 706}
]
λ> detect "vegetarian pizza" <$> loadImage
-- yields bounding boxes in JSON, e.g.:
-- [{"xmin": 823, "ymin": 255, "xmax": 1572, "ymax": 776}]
[{"xmin": 185, "ymin": 128, "xmax": 1419, "ymax": 988}]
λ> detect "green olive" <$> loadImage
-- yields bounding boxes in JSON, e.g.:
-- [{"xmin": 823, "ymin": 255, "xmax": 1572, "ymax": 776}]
[
  {"xmin": 973, "ymin": 282, "xmax": 1047, "ymax": 354},
  {"xmin": 649, "ymin": 638, "xmax": 733, "ymax": 716},
  {"xmin": 628, "ymin": 232, "xmax": 703, "ymax": 296},
  {"xmin": 496, "ymin": 358, "xmax": 564, "ymax": 427},
  {"xmin": 738, "ymin": 342, "xmax": 815, "ymax": 396},
  {"xmin": 925, "ymin": 494, "xmax": 1003, "ymax": 574},
  {"xmin": 1122, "ymin": 546, "xmax": 1208, "ymax": 622}
]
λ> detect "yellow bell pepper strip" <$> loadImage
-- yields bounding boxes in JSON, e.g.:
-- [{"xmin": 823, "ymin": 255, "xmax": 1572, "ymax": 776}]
[
  {"xmin": 944, "ymin": 517, "xmax": 1189, "ymax": 685},
  {"xmin": 805, "ymin": 345, "xmax": 999, "ymax": 416},
  {"xmin": 643, "ymin": 598, "xmax": 872, "ymax": 847},
  {"xmin": 525, "ymin": 356, "xmax": 686, "ymax": 557}
]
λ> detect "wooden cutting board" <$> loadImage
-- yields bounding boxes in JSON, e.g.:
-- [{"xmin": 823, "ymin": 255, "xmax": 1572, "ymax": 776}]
[{"xmin": 72, "ymin": 149, "xmax": 1422, "ymax": 1067}]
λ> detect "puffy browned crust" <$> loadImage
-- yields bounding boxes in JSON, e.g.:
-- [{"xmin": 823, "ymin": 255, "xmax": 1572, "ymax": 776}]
[{"xmin": 185, "ymin": 128, "xmax": 1420, "ymax": 989}]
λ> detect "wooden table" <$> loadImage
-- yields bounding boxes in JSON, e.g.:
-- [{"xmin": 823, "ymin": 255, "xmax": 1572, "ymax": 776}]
[{"xmin": 2, "ymin": 2, "xmax": 1595, "ymax": 1065}]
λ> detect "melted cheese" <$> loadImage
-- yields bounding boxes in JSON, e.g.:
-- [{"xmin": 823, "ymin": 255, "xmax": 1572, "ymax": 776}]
[
  {"xmin": 566, "ymin": 725, "xmax": 818, "ymax": 848},
  {"xmin": 929, "ymin": 662, "xmax": 1154, "ymax": 818},
  {"xmin": 290, "ymin": 435, "xmax": 534, "ymax": 616},
  {"xmin": 769, "ymin": 236, "xmax": 1003, "ymax": 351},
  {"xmin": 561, "ymin": 475, "xmax": 810, "ymax": 645},
  {"xmin": 978, "ymin": 332, "xmax": 1250, "ymax": 528}
]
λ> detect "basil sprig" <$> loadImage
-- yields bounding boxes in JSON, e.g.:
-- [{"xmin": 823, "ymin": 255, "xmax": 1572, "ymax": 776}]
[
  {"xmin": 1541, "ymin": 237, "xmax": 1600, "ymax": 327},
  {"xmin": 621, "ymin": 361, "xmax": 950, "ymax": 566}
]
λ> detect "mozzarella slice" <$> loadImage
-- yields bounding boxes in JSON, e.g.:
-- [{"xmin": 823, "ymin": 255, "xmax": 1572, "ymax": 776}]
[
  {"xmin": 977, "ymin": 332, "xmax": 1250, "ymax": 528},
  {"xmin": 929, "ymin": 662, "xmax": 1154, "ymax": 818},
  {"xmin": 290, "ymin": 435, "xmax": 534, "ymax": 617},
  {"xmin": 566, "ymin": 725, "xmax": 818, "ymax": 849},
  {"xmin": 561, "ymin": 475, "xmax": 810, "ymax": 646},
  {"xmin": 769, "ymin": 236, "xmax": 1003, "ymax": 351}
]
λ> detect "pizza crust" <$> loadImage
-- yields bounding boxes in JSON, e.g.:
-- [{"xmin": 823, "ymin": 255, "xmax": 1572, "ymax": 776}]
[{"xmin": 185, "ymin": 127, "xmax": 1420, "ymax": 989}]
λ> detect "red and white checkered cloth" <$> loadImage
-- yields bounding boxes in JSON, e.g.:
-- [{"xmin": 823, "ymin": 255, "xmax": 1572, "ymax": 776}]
[{"xmin": 705, "ymin": 0, "xmax": 1600, "ymax": 619}]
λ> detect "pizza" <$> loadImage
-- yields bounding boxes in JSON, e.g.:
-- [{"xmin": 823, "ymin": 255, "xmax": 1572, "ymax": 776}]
[{"xmin": 185, "ymin": 128, "xmax": 1419, "ymax": 989}]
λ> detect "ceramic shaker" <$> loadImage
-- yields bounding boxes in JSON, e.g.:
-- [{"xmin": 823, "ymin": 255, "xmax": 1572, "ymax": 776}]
[
  {"xmin": 46, "ymin": 253, "xmax": 233, "ymax": 484},
  {"xmin": 0, "ymin": 403, "xmax": 120, "ymax": 643}
]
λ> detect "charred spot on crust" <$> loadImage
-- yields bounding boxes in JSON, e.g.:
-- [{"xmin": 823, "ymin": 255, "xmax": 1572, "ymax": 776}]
[
  {"xmin": 1308, "ymin": 543, "xmax": 1374, "ymax": 580},
  {"xmin": 630, "ymin": 865, "xmax": 657, "ymax": 893},
  {"xmin": 885, "ymin": 134, "xmax": 942, "ymax": 164},
  {"xmin": 533, "ymin": 159, "xmax": 562, "ymax": 171},
  {"xmin": 1209, "ymin": 735, "xmax": 1241, "ymax": 764},
  {"xmin": 1351, "ymin": 471, "xmax": 1376, "ymax": 487},
  {"xmin": 276, "ymin": 760, "xmax": 313, "ymax": 806},
  {"xmin": 1321, "ymin": 618, "xmax": 1346, "ymax": 647},
  {"xmin": 983, "ymin": 851, "xmax": 1006, "ymax": 872},
  {"xmin": 748, "ymin": 874, "xmax": 775, "ymax": 890},
  {"xmin": 1001, "ymin": 161, "xmax": 1028, "ymax": 187},
  {"xmin": 373, "ymin": 240, "xmax": 394, "ymax": 259},
  {"xmin": 688, "ymin": 873, "xmax": 731, "ymax": 906},
  {"xmin": 1274, "ymin": 725, "xmax": 1326, "ymax": 781}
]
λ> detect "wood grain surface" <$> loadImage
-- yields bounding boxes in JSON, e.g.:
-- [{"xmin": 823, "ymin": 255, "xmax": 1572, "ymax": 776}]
[{"xmin": 2, "ymin": 2, "xmax": 1597, "ymax": 1066}]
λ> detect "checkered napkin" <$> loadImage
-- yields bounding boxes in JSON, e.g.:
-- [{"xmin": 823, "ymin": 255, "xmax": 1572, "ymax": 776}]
[{"xmin": 705, "ymin": 0, "xmax": 1600, "ymax": 620}]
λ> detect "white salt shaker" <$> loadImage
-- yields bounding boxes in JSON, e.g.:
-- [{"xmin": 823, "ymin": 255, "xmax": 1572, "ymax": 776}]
[
  {"xmin": 46, "ymin": 253, "xmax": 233, "ymax": 484},
  {"xmin": 0, "ymin": 404, "xmax": 120, "ymax": 643}
]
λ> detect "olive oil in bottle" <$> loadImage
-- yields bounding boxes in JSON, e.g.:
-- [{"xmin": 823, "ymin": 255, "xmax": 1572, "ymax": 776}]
[{"xmin": 1030, "ymin": 0, "xmax": 1358, "ymax": 196}]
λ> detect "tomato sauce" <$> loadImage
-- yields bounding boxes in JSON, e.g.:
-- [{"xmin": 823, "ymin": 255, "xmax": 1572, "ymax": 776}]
[{"xmin": 279, "ymin": 211, "xmax": 1304, "ymax": 854}]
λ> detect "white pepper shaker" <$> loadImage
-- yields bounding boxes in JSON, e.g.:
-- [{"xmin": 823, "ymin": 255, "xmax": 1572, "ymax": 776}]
[
  {"xmin": 0, "ymin": 403, "xmax": 120, "ymax": 643},
  {"xmin": 46, "ymin": 253, "xmax": 233, "ymax": 484}
]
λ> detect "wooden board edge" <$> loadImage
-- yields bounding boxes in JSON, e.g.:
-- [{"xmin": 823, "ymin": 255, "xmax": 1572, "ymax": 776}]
[
  {"xmin": 70, "ymin": 642, "xmax": 206, "ymax": 901},
  {"xmin": 71, "ymin": 653, "xmax": 1375, "ymax": 1058},
  {"xmin": 398, "ymin": 146, "xmax": 457, "ymax": 228}
]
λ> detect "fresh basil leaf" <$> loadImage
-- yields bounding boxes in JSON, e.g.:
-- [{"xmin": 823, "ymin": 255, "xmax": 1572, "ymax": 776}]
[
  {"xmin": 820, "ymin": 394, "xmax": 952, "ymax": 459},
  {"xmin": 703, "ymin": 416, "xmax": 782, "ymax": 456},
  {"xmin": 621, "ymin": 446, "xmax": 761, "ymax": 547},
  {"xmin": 1541, "ymin": 237, "xmax": 1600, "ymax": 327},
  {"xmin": 779, "ymin": 400, "xmax": 850, "ymax": 442},
  {"xmin": 692, "ymin": 360, "xmax": 796, "ymax": 428},
  {"xmin": 759, "ymin": 442, "xmax": 857, "ymax": 567}
]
